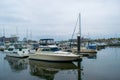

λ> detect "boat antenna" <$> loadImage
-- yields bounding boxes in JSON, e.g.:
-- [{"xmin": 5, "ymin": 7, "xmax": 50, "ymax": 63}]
[
  {"xmin": 3, "ymin": 27, "xmax": 5, "ymax": 37},
  {"xmin": 26, "ymin": 28, "xmax": 28, "ymax": 43},
  {"xmin": 16, "ymin": 26, "xmax": 18, "ymax": 37},
  {"xmin": 16, "ymin": 26, "xmax": 19, "ymax": 42},
  {"xmin": 3, "ymin": 27, "xmax": 5, "ymax": 45}
]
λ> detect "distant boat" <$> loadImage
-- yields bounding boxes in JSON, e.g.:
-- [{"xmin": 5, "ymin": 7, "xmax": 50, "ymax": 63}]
[
  {"xmin": 87, "ymin": 43, "xmax": 97, "ymax": 50},
  {"xmin": 28, "ymin": 43, "xmax": 39, "ymax": 54},
  {"xmin": 72, "ymin": 47, "xmax": 97, "ymax": 53},
  {"xmin": 5, "ymin": 43, "xmax": 29, "ymax": 58},
  {"xmin": 0, "ymin": 42, "xmax": 5, "ymax": 51},
  {"xmin": 29, "ymin": 39, "xmax": 80, "ymax": 62}
]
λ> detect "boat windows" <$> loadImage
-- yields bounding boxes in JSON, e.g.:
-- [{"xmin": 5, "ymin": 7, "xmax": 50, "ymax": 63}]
[
  {"xmin": 19, "ymin": 48, "xmax": 22, "ymax": 51},
  {"xmin": 13, "ymin": 52, "xmax": 17, "ymax": 54},
  {"xmin": 42, "ymin": 48, "xmax": 50, "ymax": 51},
  {"xmin": 14, "ymin": 44, "xmax": 22, "ymax": 49},
  {"xmin": 41, "ymin": 47, "xmax": 60, "ymax": 52},
  {"xmin": 8, "ymin": 48, "xmax": 14, "ymax": 51}
]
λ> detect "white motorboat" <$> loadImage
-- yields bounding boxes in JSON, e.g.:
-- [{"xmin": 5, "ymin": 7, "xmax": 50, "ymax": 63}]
[
  {"xmin": 6, "ymin": 43, "xmax": 29, "ymax": 58},
  {"xmin": 29, "ymin": 45, "xmax": 80, "ymax": 62}
]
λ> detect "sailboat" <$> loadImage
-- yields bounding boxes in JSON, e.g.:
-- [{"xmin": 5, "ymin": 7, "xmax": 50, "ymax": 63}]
[{"xmin": 70, "ymin": 13, "xmax": 97, "ymax": 54}]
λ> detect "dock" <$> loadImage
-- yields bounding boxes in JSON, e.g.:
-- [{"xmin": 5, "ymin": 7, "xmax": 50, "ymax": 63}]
[{"xmin": 72, "ymin": 48, "xmax": 97, "ymax": 53}]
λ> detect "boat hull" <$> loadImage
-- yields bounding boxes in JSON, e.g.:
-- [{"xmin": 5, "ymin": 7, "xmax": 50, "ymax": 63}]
[{"xmin": 29, "ymin": 53, "xmax": 79, "ymax": 62}]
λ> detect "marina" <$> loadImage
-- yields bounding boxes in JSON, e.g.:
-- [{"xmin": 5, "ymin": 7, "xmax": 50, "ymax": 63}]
[
  {"xmin": 0, "ymin": 0, "xmax": 120, "ymax": 80},
  {"xmin": 0, "ymin": 47, "xmax": 120, "ymax": 80}
]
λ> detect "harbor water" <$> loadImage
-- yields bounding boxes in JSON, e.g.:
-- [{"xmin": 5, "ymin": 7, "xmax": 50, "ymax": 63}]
[{"xmin": 0, "ymin": 47, "xmax": 120, "ymax": 80}]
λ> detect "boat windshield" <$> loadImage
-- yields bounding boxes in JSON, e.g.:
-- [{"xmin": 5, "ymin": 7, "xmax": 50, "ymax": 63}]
[
  {"xmin": 8, "ymin": 48, "xmax": 14, "ymax": 51},
  {"xmin": 41, "ymin": 47, "xmax": 60, "ymax": 52},
  {"xmin": 14, "ymin": 44, "xmax": 27, "ymax": 49},
  {"xmin": 50, "ymin": 47, "xmax": 60, "ymax": 51}
]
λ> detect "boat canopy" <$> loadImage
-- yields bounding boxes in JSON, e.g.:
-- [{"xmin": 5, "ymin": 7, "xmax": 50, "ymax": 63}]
[{"xmin": 39, "ymin": 38, "xmax": 55, "ymax": 45}]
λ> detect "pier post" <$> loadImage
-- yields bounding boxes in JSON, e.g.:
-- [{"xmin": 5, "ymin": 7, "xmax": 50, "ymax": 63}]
[
  {"xmin": 77, "ymin": 59, "xmax": 82, "ymax": 80},
  {"xmin": 77, "ymin": 35, "xmax": 80, "ymax": 54}
]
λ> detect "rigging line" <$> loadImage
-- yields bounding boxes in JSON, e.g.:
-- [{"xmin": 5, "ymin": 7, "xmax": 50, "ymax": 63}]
[
  {"xmin": 71, "ymin": 16, "xmax": 79, "ymax": 40},
  {"xmin": 70, "ymin": 16, "xmax": 79, "ymax": 48}
]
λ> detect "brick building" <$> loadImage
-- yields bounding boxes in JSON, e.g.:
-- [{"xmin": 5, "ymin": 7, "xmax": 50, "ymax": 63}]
[{"xmin": 0, "ymin": 36, "xmax": 18, "ymax": 43}]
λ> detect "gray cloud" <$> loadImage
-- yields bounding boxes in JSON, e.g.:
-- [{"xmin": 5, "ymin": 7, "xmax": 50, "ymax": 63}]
[{"xmin": 0, "ymin": 0, "xmax": 120, "ymax": 40}]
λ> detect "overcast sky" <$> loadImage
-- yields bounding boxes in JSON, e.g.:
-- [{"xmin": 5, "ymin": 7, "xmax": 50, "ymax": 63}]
[{"xmin": 0, "ymin": 0, "xmax": 120, "ymax": 40}]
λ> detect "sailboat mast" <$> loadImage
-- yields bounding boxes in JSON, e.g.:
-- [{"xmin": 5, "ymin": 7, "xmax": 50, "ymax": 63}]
[
  {"xmin": 26, "ymin": 28, "xmax": 28, "ymax": 42},
  {"xmin": 77, "ymin": 13, "xmax": 81, "ymax": 54},
  {"xmin": 30, "ymin": 31, "xmax": 32, "ymax": 40},
  {"xmin": 16, "ymin": 26, "xmax": 18, "ymax": 36}
]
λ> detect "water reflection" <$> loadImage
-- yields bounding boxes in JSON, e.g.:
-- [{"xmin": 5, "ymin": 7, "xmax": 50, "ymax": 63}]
[
  {"xmin": 4, "ymin": 56, "xmax": 28, "ymax": 72},
  {"xmin": 29, "ymin": 60, "xmax": 82, "ymax": 80},
  {"xmin": 0, "ymin": 47, "xmax": 120, "ymax": 80},
  {"xmin": 87, "ymin": 54, "xmax": 97, "ymax": 59}
]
